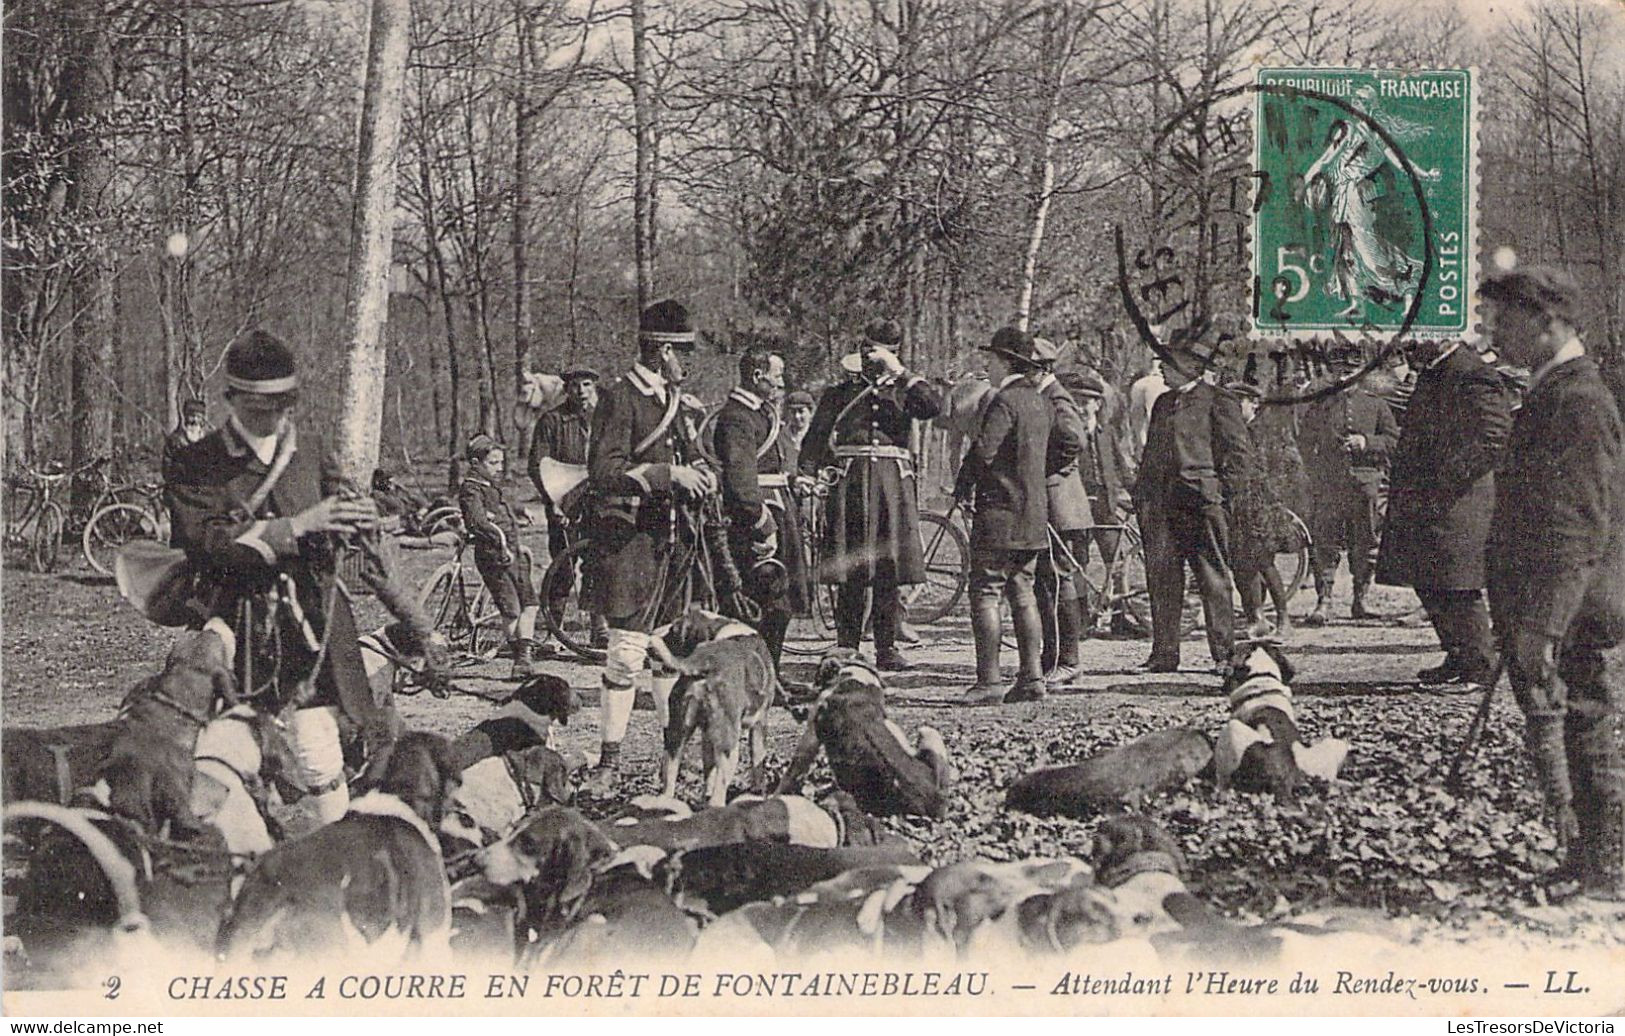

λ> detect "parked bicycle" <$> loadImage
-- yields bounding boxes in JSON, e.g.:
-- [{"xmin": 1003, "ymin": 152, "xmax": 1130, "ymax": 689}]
[
  {"xmin": 2, "ymin": 464, "xmax": 72, "ymax": 572},
  {"xmin": 417, "ymin": 538, "xmax": 536, "ymax": 664}
]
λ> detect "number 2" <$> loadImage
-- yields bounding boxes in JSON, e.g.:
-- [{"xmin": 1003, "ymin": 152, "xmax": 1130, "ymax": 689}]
[{"xmin": 104, "ymin": 976, "xmax": 121, "ymax": 1000}]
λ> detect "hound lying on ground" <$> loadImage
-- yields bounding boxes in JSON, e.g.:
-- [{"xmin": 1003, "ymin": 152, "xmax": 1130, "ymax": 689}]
[{"xmin": 776, "ymin": 650, "xmax": 957, "ymax": 819}]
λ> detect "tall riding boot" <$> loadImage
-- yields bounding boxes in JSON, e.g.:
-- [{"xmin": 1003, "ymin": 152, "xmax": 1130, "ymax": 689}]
[
  {"xmin": 1350, "ymin": 571, "xmax": 1375, "ymax": 620},
  {"xmin": 1303, "ymin": 571, "xmax": 1332, "ymax": 628},
  {"xmin": 759, "ymin": 609, "xmax": 790, "ymax": 672},
  {"xmin": 509, "ymin": 638, "xmax": 535, "ymax": 679},
  {"xmin": 966, "ymin": 594, "xmax": 1004, "ymax": 703},
  {"xmin": 1527, "ymin": 712, "xmax": 1583, "ymax": 881},
  {"xmin": 1047, "ymin": 590, "xmax": 1083, "ymax": 687},
  {"xmin": 1570, "ymin": 697, "xmax": 1625, "ymax": 899}
]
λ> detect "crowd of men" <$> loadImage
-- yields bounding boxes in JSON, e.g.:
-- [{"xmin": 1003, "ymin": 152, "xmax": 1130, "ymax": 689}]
[{"xmin": 152, "ymin": 263, "xmax": 1623, "ymax": 899}]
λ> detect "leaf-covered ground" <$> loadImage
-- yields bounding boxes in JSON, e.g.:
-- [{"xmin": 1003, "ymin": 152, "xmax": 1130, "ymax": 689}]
[{"xmin": 4, "ymin": 519, "xmax": 1622, "ymax": 952}]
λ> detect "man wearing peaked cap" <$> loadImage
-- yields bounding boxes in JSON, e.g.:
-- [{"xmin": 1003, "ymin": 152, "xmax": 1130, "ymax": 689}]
[
  {"xmin": 530, "ymin": 363, "xmax": 603, "ymax": 652},
  {"xmin": 1483, "ymin": 262, "xmax": 1625, "ymax": 899},
  {"xmin": 581, "ymin": 299, "xmax": 714, "ymax": 796},
  {"xmin": 799, "ymin": 319, "xmax": 942, "ymax": 671},
  {"xmin": 165, "ymin": 329, "xmax": 391, "ymax": 826}
]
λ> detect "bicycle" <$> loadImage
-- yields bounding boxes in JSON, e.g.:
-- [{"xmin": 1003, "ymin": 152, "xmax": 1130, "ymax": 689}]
[
  {"xmin": 417, "ymin": 539, "xmax": 536, "ymax": 663},
  {"xmin": 2, "ymin": 464, "xmax": 72, "ymax": 572},
  {"xmin": 540, "ymin": 491, "xmax": 728, "ymax": 663},
  {"xmin": 780, "ymin": 470, "xmax": 970, "ymax": 655}
]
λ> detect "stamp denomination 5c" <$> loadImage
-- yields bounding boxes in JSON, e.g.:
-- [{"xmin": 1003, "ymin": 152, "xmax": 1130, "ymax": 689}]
[{"xmin": 1252, "ymin": 67, "xmax": 1478, "ymax": 341}]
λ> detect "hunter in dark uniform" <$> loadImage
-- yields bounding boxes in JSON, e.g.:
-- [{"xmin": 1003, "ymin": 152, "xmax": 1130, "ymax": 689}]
[
  {"xmin": 165, "ymin": 330, "xmax": 391, "ymax": 826},
  {"xmin": 1483, "ymin": 266, "xmax": 1625, "ymax": 900},
  {"xmin": 1376, "ymin": 339, "xmax": 1513, "ymax": 687},
  {"xmin": 955, "ymin": 328, "xmax": 1054, "ymax": 703},
  {"xmin": 528, "ymin": 366, "xmax": 603, "ymax": 646},
  {"xmin": 797, "ymin": 320, "xmax": 941, "ymax": 671},
  {"xmin": 1299, "ymin": 357, "xmax": 1400, "ymax": 625},
  {"xmin": 1133, "ymin": 330, "xmax": 1252, "ymax": 673},
  {"xmin": 1029, "ymin": 340, "xmax": 1088, "ymax": 689},
  {"xmin": 583, "ymin": 299, "xmax": 713, "ymax": 794},
  {"xmin": 712, "ymin": 348, "xmax": 809, "ymax": 668}
]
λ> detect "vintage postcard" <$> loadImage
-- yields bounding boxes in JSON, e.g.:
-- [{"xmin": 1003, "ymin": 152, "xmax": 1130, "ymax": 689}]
[{"xmin": 3, "ymin": 0, "xmax": 1623, "ymax": 1022}]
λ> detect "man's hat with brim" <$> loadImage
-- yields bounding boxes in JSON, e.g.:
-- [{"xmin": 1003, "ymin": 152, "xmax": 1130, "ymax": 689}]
[
  {"xmin": 465, "ymin": 433, "xmax": 501, "ymax": 462},
  {"xmin": 225, "ymin": 330, "xmax": 299, "ymax": 395},
  {"xmin": 786, "ymin": 390, "xmax": 815, "ymax": 408},
  {"xmin": 1030, "ymin": 337, "xmax": 1061, "ymax": 367},
  {"xmin": 1481, "ymin": 264, "xmax": 1580, "ymax": 325},
  {"xmin": 1060, "ymin": 370, "xmax": 1106, "ymax": 399},
  {"xmin": 983, "ymin": 325, "xmax": 1035, "ymax": 364},
  {"xmin": 562, "ymin": 367, "xmax": 600, "ymax": 384},
  {"xmin": 639, "ymin": 299, "xmax": 697, "ymax": 351}
]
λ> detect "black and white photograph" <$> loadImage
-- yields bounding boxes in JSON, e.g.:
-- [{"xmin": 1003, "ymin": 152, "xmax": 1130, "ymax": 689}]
[{"xmin": 1, "ymin": 0, "xmax": 1622, "ymax": 1020}]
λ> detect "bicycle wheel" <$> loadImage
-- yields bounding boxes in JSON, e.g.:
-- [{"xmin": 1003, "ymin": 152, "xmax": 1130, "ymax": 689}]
[
  {"xmin": 465, "ymin": 581, "xmax": 506, "ymax": 659},
  {"xmin": 417, "ymin": 562, "xmax": 479, "ymax": 658},
  {"xmin": 423, "ymin": 506, "xmax": 462, "ymax": 539},
  {"xmin": 1081, "ymin": 524, "xmax": 1150, "ymax": 635},
  {"xmin": 904, "ymin": 511, "xmax": 969, "ymax": 624},
  {"xmin": 540, "ymin": 539, "xmax": 606, "ymax": 663},
  {"xmin": 32, "ymin": 503, "xmax": 64, "ymax": 573},
  {"xmin": 81, "ymin": 503, "xmax": 160, "ymax": 576},
  {"xmin": 1281, "ymin": 509, "xmax": 1313, "ymax": 598}
]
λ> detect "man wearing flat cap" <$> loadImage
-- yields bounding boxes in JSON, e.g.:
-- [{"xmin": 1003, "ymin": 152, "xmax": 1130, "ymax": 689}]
[
  {"xmin": 785, "ymin": 390, "xmax": 816, "ymax": 447},
  {"xmin": 583, "ymin": 299, "xmax": 715, "ymax": 795},
  {"xmin": 529, "ymin": 366, "xmax": 603, "ymax": 648},
  {"xmin": 798, "ymin": 319, "xmax": 942, "ymax": 670},
  {"xmin": 1298, "ymin": 349, "xmax": 1400, "ymax": 626},
  {"xmin": 1133, "ymin": 320, "xmax": 1252, "ymax": 673},
  {"xmin": 166, "ymin": 329, "xmax": 391, "ymax": 826},
  {"xmin": 1483, "ymin": 264, "xmax": 1625, "ymax": 900},
  {"xmin": 1376, "ymin": 330, "xmax": 1513, "ymax": 691},
  {"xmin": 955, "ymin": 327, "xmax": 1054, "ymax": 702}
]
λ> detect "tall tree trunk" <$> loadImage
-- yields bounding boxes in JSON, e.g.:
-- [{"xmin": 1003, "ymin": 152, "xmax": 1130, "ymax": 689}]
[
  {"xmin": 631, "ymin": 0, "xmax": 655, "ymax": 308},
  {"xmin": 333, "ymin": 0, "xmax": 412, "ymax": 487},
  {"xmin": 511, "ymin": 0, "xmax": 534, "ymax": 456},
  {"xmin": 66, "ymin": 0, "xmax": 116, "ymax": 515}
]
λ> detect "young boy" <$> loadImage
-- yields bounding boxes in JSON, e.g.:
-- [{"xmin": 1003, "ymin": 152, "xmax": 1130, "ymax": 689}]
[{"xmin": 459, "ymin": 434, "xmax": 541, "ymax": 677}]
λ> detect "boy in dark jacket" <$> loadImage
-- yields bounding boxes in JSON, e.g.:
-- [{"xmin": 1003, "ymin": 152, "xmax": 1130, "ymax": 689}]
[{"xmin": 459, "ymin": 434, "xmax": 539, "ymax": 677}]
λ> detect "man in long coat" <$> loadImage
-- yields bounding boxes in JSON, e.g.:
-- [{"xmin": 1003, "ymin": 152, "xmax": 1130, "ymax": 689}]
[
  {"xmin": 1299, "ymin": 355, "xmax": 1400, "ymax": 624},
  {"xmin": 712, "ymin": 348, "xmax": 809, "ymax": 669},
  {"xmin": 166, "ymin": 330, "xmax": 391, "ymax": 826},
  {"xmin": 582, "ymin": 299, "xmax": 714, "ymax": 795},
  {"xmin": 1134, "ymin": 333, "xmax": 1252, "ymax": 673},
  {"xmin": 955, "ymin": 328, "xmax": 1054, "ymax": 703},
  {"xmin": 1483, "ymin": 265, "xmax": 1625, "ymax": 900},
  {"xmin": 798, "ymin": 320, "xmax": 942, "ymax": 671},
  {"xmin": 1375, "ymin": 338, "xmax": 1512, "ymax": 687}
]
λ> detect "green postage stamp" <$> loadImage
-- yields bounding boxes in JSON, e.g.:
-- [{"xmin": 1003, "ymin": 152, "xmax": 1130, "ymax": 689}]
[{"xmin": 1252, "ymin": 67, "xmax": 1478, "ymax": 340}]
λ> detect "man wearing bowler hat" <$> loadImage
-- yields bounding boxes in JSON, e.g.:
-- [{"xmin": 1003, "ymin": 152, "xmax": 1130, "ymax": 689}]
[
  {"xmin": 529, "ymin": 365, "xmax": 605, "ymax": 648},
  {"xmin": 955, "ymin": 327, "xmax": 1054, "ymax": 702},
  {"xmin": 166, "ymin": 330, "xmax": 393, "ymax": 825},
  {"xmin": 798, "ymin": 320, "xmax": 942, "ymax": 671},
  {"xmin": 1133, "ymin": 318, "xmax": 1252, "ymax": 674},
  {"xmin": 1483, "ymin": 264, "xmax": 1624, "ymax": 899},
  {"xmin": 582, "ymin": 299, "xmax": 715, "ymax": 795}
]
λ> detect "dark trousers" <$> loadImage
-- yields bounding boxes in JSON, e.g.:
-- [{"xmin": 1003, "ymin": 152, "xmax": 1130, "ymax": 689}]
[
  {"xmin": 1036, "ymin": 529, "xmax": 1090, "ymax": 671},
  {"xmin": 1416, "ymin": 587, "xmax": 1496, "ymax": 679},
  {"xmin": 1141, "ymin": 499, "xmax": 1235, "ymax": 664},
  {"xmin": 1309, "ymin": 480, "xmax": 1380, "ymax": 592},
  {"xmin": 835, "ymin": 574, "xmax": 901, "ymax": 652}
]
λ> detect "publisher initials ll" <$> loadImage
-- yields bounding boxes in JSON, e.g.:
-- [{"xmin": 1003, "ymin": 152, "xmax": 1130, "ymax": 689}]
[{"xmin": 1544, "ymin": 971, "xmax": 1587, "ymax": 994}]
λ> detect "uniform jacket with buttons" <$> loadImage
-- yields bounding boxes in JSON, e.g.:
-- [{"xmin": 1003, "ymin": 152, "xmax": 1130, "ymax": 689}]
[
  {"xmin": 458, "ymin": 473, "xmax": 524, "ymax": 565},
  {"xmin": 167, "ymin": 420, "xmax": 381, "ymax": 728},
  {"xmin": 527, "ymin": 402, "xmax": 592, "ymax": 510},
  {"xmin": 797, "ymin": 374, "xmax": 940, "ymax": 472},
  {"xmin": 1134, "ymin": 380, "xmax": 1252, "ymax": 510},
  {"xmin": 1487, "ymin": 355, "xmax": 1625, "ymax": 643},
  {"xmin": 714, "ymin": 386, "xmax": 809, "ymax": 609},
  {"xmin": 1300, "ymin": 389, "xmax": 1399, "ymax": 492}
]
